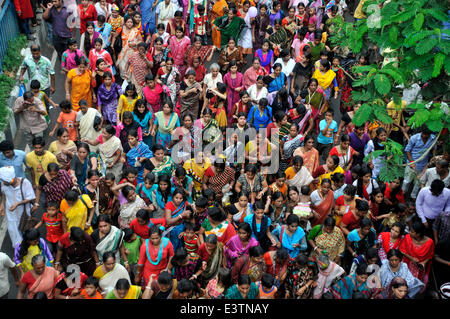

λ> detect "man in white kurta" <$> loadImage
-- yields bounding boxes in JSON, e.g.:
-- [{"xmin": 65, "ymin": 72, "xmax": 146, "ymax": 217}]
[{"xmin": 0, "ymin": 166, "xmax": 36, "ymax": 248}]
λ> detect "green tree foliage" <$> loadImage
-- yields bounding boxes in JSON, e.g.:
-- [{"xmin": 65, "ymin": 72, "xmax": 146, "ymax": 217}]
[{"xmin": 330, "ymin": 0, "xmax": 450, "ymax": 182}]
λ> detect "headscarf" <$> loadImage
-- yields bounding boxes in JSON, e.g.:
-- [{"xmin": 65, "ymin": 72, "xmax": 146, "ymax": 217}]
[
  {"xmin": 245, "ymin": 6, "xmax": 258, "ymax": 25},
  {"xmin": 0, "ymin": 166, "xmax": 15, "ymax": 183}
]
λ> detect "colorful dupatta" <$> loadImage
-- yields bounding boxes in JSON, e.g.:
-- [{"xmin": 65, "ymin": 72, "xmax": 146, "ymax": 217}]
[
  {"xmin": 27, "ymin": 266, "xmax": 59, "ymax": 299},
  {"xmin": 95, "ymin": 225, "xmax": 124, "ymax": 262},
  {"xmin": 399, "ymin": 234, "xmax": 435, "ymax": 285}
]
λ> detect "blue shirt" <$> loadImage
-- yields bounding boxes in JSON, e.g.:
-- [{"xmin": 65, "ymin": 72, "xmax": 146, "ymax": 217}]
[
  {"xmin": 0, "ymin": 150, "xmax": 26, "ymax": 178},
  {"xmin": 244, "ymin": 214, "xmax": 272, "ymax": 240},
  {"xmin": 404, "ymin": 133, "xmax": 436, "ymax": 172},
  {"xmin": 318, "ymin": 119, "xmax": 338, "ymax": 144},
  {"xmin": 247, "ymin": 106, "xmax": 273, "ymax": 129}
]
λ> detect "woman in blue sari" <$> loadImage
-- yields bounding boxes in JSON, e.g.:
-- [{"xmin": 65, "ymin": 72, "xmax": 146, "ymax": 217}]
[
  {"xmin": 124, "ymin": 129, "xmax": 153, "ymax": 184},
  {"xmin": 271, "ymin": 214, "xmax": 307, "ymax": 259},
  {"xmin": 267, "ymin": 63, "xmax": 287, "ymax": 93},
  {"xmin": 329, "ymin": 264, "xmax": 381, "ymax": 299},
  {"xmin": 163, "ymin": 187, "xmax": 192, "ymax": 251},
  {"xmin": 132, "ymin": 99, "xmax": 154, "ymax": 150},
  {"xmin": 150, "ymin": 174, "xmax": 174, "ymax": 218}
]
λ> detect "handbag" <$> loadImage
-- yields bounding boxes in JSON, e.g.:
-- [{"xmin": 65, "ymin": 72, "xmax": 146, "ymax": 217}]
[{"xmin": 18, "ymin": 178, "xmax": 39, "ymax": 233}]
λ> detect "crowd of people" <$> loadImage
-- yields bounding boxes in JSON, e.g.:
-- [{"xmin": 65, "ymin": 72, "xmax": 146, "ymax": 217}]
[{"xmin": 2, "ymin": 0, "xmax": 449, "ymax": 300}]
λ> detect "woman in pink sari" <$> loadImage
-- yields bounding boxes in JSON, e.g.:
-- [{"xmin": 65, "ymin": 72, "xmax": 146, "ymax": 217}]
[
  {"xmin": 243, "ymin": 58, "xmax": 268, "ymax": 89},
  {"xmin": 17, "ymin": 255, "xmax": 59, "ymax": 299},
  {"xmin": 224, "ymin": 222, "xmax": 259, "ymax": 268},
  {"xmin": 223, "ymin": 60, "xmax": 244, "ymax": 124},
  {"xmin": 169, "ymin": 26, "xmax": 191, "ymax": 79}
]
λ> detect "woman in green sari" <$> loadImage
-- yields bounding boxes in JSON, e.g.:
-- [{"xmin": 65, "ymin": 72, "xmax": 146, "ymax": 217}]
[
  {"xmin": 199, "ymin": 234, "xmax": 226, "ymax": 287},
  {"xmin": 194, "ymin": 108, "xmax": 222, "ymax": 150},
  {"xmin": 225, "ymin": 274, "xmax": 259, "ymax": 299},
  {"xmin": 213, "ymin": 7, "xmax": 245, "ymax": 49},
  {"xmin": 304, "ymin": 78, "xmax": 325, "ymax": 135},
  {"xmin": 267, "ymin": 19, "xmax": 290, "ymax": 57},
  {"xmin": 144, "ymin": 144, "xmax": 176, "ymax": 180},
  {"xmin": 151, "ymin": 98, "xmax": 180, "ymax": 151}
]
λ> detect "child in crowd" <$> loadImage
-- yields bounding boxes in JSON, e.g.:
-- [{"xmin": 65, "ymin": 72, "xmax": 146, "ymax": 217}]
[
  {"xmin": 49, "ymin": 100, "xmax": 78, "ymax": 142},
  {"xmin": 122, "ymin": 228, "xmax": 142, "ymax": 279},
  {"xmin": 34, "ymin": 201, "xmax": 64, "ymax": 256},
  {"xmin": 256, "ymin": 273, "xmax": 278, "ymax": 299},
  {"xmin": 181, "ymin": 222, "xmax": 200, "ymax": 257},
  {"xmin": 206, "ymin": 267, "xmax": 232, "ymax": 299},
  {"xmin": 80, "ymin": 276, "xmax": 104, "ymax": 299},
  {"xmin": 129, "ymin": 209, "xmax": 166, "ymax": 239},
  {"xmin": 293, "ymin": 185, "xmax": 313, "ymax": 232},
  {"xmin": 136, "ymin": 172, "xmax": 156, "ymax": 206}
]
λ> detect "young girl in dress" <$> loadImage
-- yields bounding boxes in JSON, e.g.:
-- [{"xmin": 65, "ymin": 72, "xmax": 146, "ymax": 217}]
[{"xmin": 206, "ymin": 267, "xmax": 233, "ymax": 299}]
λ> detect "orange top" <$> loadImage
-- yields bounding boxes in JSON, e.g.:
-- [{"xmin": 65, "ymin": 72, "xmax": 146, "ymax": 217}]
[{"xmin": 80, "ymin": 289, "xmax": 104, "ymax": 299}]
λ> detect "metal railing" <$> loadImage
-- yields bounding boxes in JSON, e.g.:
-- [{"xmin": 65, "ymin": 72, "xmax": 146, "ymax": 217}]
[{"xmin": 0, "ymin": 0, "xmax": 20, "ymax": 72}]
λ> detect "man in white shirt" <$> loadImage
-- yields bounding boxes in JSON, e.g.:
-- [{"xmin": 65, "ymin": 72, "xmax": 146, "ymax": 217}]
[
  {"xmin": 0, "ymin": 166, "xmax": 36, "ymax": 248},
  {"xmin": 0, "ymin": 252, "xmax": 19, "ymax": 299},
  {"xmin": 420, "ymin": 159, "xmax": 450, "ymax": 188}
]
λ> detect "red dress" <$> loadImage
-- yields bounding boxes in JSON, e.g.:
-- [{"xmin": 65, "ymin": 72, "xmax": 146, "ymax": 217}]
[
  {"xmin": 137, "ymin": 237, "xmax": 174, "ymax": 284},
  {"xmin": 79, "ymin": 4, "xmax": 97, "ymax": 34},
  {"xmin": 14, "ymin": 0, "xmax": 34, "ymax": 20},
  {"xmin": 129, "ymin": 218, "xmax": 167, "ymax": 239}
]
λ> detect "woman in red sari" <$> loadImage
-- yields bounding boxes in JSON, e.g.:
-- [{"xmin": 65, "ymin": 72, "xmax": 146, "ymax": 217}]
[
  {"xmin": 384, "ymin": 178, "xmax": 405, "ymax": 209},
  {"xmin": 399, "ymin": 221, "xmax": 435, "ymax": 287},
  {"xmin": 184, "ymin": 36, "xmax": 215, "ymax": 69},
  {"xmin": 79, "ymin": 0, "xmax": 97, "ymax": 34},
  {"xmin": 17, "ymin": 255, "xmax": 59, "ymax": 299},
  {"xmin": 310, "ymin": 178, "xmax": 335, "ymax": 227},
  {"xmin": 136, "ymin": 225, "xmax": 174, "ymax": 286}
]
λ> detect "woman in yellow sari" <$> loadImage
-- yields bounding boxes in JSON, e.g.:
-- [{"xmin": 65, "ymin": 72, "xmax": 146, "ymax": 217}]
[
  {"xmin": 105, "ymin": 278, "xmax": 143, "ymax": 299},
  {"xmin": 183, "ymin": 151, "xmax": 212, "ymax": 200},
  {"xmin": 312, "ymin": 155, "xmax": 344, "ymax": 188},
  {"xmin": 312, "ymin": 59, "xmax": 339, "ymax": 102},
  {"xmin": 210, "ymin": 0, "xmax": 229, "ymax": 49}
]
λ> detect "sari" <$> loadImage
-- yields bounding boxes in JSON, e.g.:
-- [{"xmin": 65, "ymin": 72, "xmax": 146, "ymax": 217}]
[
  {"xmin": 25, "ymin": 266, "xmax": 59, "ymax": 299},
  {"xmin": 399, "ymin": 234, "xmax": 435, "ymax": 286},
  {"xmin": 312, "ymin": 261, "xmax": 345, "ymax": 299},
  {"xmin": 164, "ymin": 201, "xmax": 187, "ymax": 250},
  {"xmin": 312, "ymin": 68, "xmax": 338, "ymax": 100},
  {"xmin": 184, "ymin": 44, "xmax": 213, "ymax": 67},
  {"xmin": 223, "ymin": 72, "xmax": 244, "ymax": 123},
  {"xmin": 79, "ymin": 108, "xmax": 101, "ymax": 153},
  {"xmin": 204, "ymin": 166, "xmax": 236, "ymax": 195},
  {"xmin": 128, "ymin": 51, "xmax": 152, "ymax": 96},
  {"xmin": 203, "ymin": 219, "xmax": 236, "ymax": 244},
  {"xmin": 58, "ymin": 232, "xmax": 97, "ymax": 275},
  {"xmin": 89, "ymin": 48, "xmax": 113, "ymax": 72},
  {"xmin": 14, "ymin": 239, "xmax": 53, "ymax": 273},
  {"xmin": 119, "ymin": 195, "xmax": 147, "ymax": 229},
  {"xmin": 210, "ymin": 0, "xmax": 228, "ymax": 48},
  {"xmin": 154, "ymin": 111, "xmax": 180, "ymax": 149},
  {"xmin": 243, "ymin": 66, "xmax": 267, "ymax": 89},
  {"xmin": 379, "ymin": 259, "xmax": 424, "ymax": 298},
  {"xmin": 377, "ymin": 232, "xmax": 404, "ymax": 261},
  {"xmin": 67, "ymin": 68, "xmax": 92, "ymax": 111},
  {"xmin": 127, "ymin": 142, "xmax": 153, "ymax": 183},
  {"xmin": 94, "ymin": 263, "xmax": 131, "ymax": 295},
  {"xmin": 117, "ymin": 27, "xmax": 142, "ymax": 76},
  {"xmin": 157, "ymin": 65, "xmax": 180, "ymax": 106},
  {"xmin": 225, "ymin": 282, "xmax": 259, "ymax": 299},
  {"xmin": 169, "ymin": 35, "xmax": 191, "ymax": 78},
  {"xmin": 179, "ymin": 80, "xmax": 202, "ymax": 119},
  {"xmin": 268, "ymin": 27, "xmax": 289, "ymax": 55},
  {"xmin": 183, "ymin": 158, "xmax": 212, "ymax": 196},
  {"xmin": 304, "ymin": 89, "xmax": 325, "ymax": 134},
  {"xmin": 98, "ymin": 135, "xmax": 123, "ymax": 180},
  {"xmin": 225, "ymin": 235, "xmax": 259, "ymax": 268},
  {"xmin": 218, "ymin": 47, "xmax": 244, "ymax": 73},
  {"xmin": 311, "ymin": 189, "xmax": 335, "ymax": 227},
  {"xmin": 147, "ymin": 46, "xmax": 171, "ymax": 76},
  {"xmin": 286, "ymin": 166, "xmax": 313, "ymax": 190},
  {"xmin": 213, "ymin": 15, "xmax": 246, "ymax": 48},
  {"xmin": 143, "ymin": 83, "xmax": 164, "ymax": 114},
  {"xmin": 194, "ymin": 118, "xmax": 222, "ymax": 146},
  {"xmin": 95, "ymin": 225, "xmax": 124, "ymax": 262},
  {"xmin": 285, "ymin": 263, "xmax": 316, "ymax": 299},
  {"xmin": 201, "ymin": 242, "xmax": 225, "ymax": 283},
  {"xmin": 105, "ymin": 285, "xmax": 142, "ymax": 299},
  {"xmin": 49, "ymin": 140, "xmax": 77, "ymax": 170},
  {"xmin": 282, "ymin": 134, "xmax": 303, "ymax": 163},
  {"xmin": 42, "ymin": 170, "xmax": 74, "ymax": 204},
  {"xmin": 151, "ymin": 158, "xmax": 175, "ymax": 181},
  {"xmin": 330, "ymin": 274, "xmax": 381, "ymax": 299},
  {"xmin": 267, "ymin": 74, "xmax": 286, "ymax": 94},
  {"xmin": 272, "ymin": 225, "xmax": 306, "ymax": 259},
  {"xmin": 62, "ymin": 49, "xmax": 88, "ymax": 73},
  {"xmin": 308, "ymin": 225, "xmax": 346, "ymax": 262}
]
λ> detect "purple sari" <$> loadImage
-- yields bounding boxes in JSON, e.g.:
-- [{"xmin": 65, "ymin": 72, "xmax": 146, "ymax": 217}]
[
  {"xmin": 349, "ymin": 131, "xmax": 370, "ymax": 165},
  {"xmin": 97, "ymin": 83, "xmax": 122, "ymax": 125}
]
